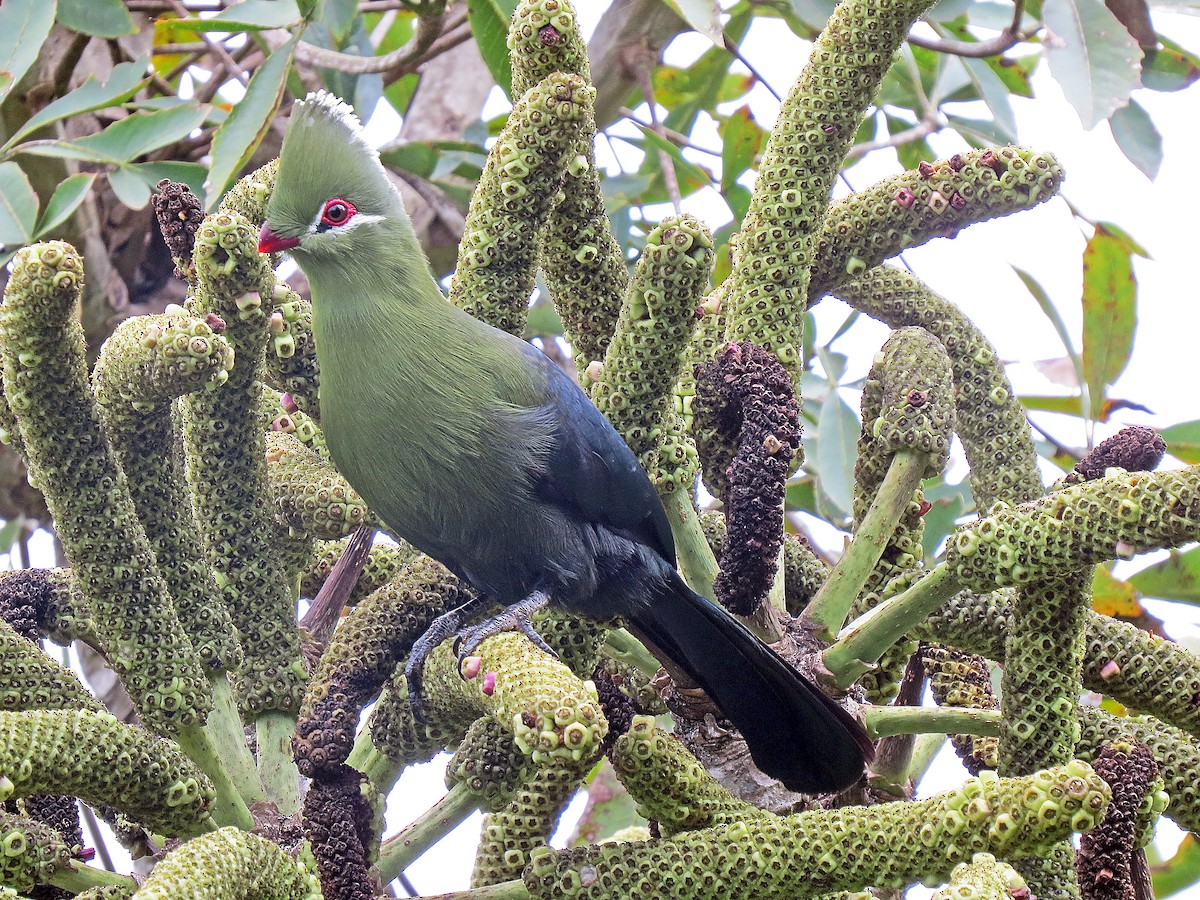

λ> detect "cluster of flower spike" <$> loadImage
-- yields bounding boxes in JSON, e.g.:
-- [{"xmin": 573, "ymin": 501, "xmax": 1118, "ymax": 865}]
[
  {"xmin": 0, "ymin": 810, "xmax": 70, "ymax": 894},
  {"xmin": 524, "ymin": 762, "xmax": 1110, "ymax": 898}
]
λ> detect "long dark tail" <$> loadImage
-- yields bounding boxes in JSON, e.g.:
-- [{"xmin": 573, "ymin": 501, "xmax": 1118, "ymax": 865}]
[{"xmin": 624, "ymin": 566, "xmax": 874, "ymax": 794}]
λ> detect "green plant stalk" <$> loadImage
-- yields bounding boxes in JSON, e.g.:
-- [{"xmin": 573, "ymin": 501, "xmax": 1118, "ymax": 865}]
[
  {"xmin": 348, "ymin": 719, "xmax": 406, "ymax": 792},
  {"xmin": 256, "ymin": 711, "xmax": 301, "ymax": 816},
  {"xmin": 824, "ymin": 564, "xmax": 960, "ymax": 688},
  {"xmin": 378, "ymin": 781, "xmax": 480, "ymax": 885},
  {"xmin": 203, "ymin": 672, "xmax": 264, "ymax": 805},
  {"xmin": 906, "ymin": 734, "xmax": 947, "ymax": 788},
  {"xmin": 173, "ymin": 723, "xmax": 253, "ymax": 830},
  {"xmin": 602, "ymin": 628, "xmax": 662, "ymax": 680},
  {"xmin": 865, "ymin": 705, "xmax": 1000, "ymax": 741},
  {"xmin": 660, "ymin": 485, "xmax": 718, "ymax": 600},
  {"xmin": 803, "ymin": 449, "xmax": 931, "ymax": 641},
  {"xmin": 48, "ymin": 861, "xmax": 137, "ymax": 894}
]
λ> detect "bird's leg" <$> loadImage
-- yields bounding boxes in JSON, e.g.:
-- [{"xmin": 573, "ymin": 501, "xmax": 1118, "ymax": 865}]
[
  {"xmin": 452, "ymin": 590, "xmax": 556, "ymax": 664},
  {"xmin": 405, "ymin": 593, "xmax": 493, "ymax": 723}
]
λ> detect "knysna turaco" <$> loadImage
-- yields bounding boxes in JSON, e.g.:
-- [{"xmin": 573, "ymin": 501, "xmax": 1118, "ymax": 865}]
[{"xmin": 259, "ymin": 91, "xmax": 872, "ymax": 793}]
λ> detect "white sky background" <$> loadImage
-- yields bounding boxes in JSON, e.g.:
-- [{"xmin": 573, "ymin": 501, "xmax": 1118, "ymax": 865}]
[{"xmin": 12, "ymin": 2, "xmax": 1200, "ymax": 896}]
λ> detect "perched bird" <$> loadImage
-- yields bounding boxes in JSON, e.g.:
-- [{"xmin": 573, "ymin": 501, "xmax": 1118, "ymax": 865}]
[{"xmin": 259, "ymin": 91, "xmax": 872, "ymax": 793}]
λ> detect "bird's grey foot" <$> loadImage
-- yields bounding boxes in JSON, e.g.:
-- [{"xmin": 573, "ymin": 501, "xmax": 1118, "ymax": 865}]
[
  {"xmin": 452, "ymin": 590, "xmax": 556, "ymax": 669},
  {"xmin": 406, "ymin": 594, "xmax": 492, "ymax": 723}
]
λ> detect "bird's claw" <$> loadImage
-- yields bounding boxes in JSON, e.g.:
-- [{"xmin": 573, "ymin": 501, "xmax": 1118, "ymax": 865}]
[{"xmin": 451, "ymin": 590, "xmax": 557, "ymax": 677}]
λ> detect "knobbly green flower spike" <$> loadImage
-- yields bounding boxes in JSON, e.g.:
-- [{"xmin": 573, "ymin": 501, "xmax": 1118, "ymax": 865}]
[
  {"xmin": 93, "ymin": 312, "xmax": 242, "ymax": 672},
  {"xmin": 216, "ymin": 158, "xmax": 278, "ymax": 229},
  {"xmin": 924, "ymin": 590, "xmax": 1200, "ymax": 747},
  {"xmin": 0, "ymin": 810, "xmax": 70, "ymax": 894},
  {"xmin": 723, "ymin": 0, "xmax": 936, "ymax": 381},
  {"xmin": 473, "ymin": 757, "xmax": 593, "ymax": 887},
  {"xmin": 508, "ymin": 0, "xmax": 628, "ymax": 368},
  {"xmin": 0, "ymin": 242, "xmax": 210, "ymax": 735},
  {"xmin": 684, "ymin": 283, "xmax": 731, "ymax": 498},
  {"xmin": 832, "ymin": 265, "xmax": 1041, "ymax": 508},
  {"xmin": 423, "ymin": 629, "xmax": 607, "ymax": 765},
  {"xmin": 265, "ymin": 430, "xmax": 371, "ymax": 540},
  {"xmin": 921, "ymin": 643, "xmax": 998, "ymax": 774},
  {"xmin": 945, "ymin": 466, "xmax": 1200, "ymax": 590},
  {"xmin": 264, "ymin": 284, "xmax": 320, "ymax": 418},
  {"xmin": 524, "ymin": 761, "xmax": 1109, "ymax": 898},
  {"xmin": 0, "ymin": 617, "xmax": 102, "ymax": 714},
  {"xmin": 932, "ymin": 852, "xmax": 1027, "ymax": 900},
  {"xmin": 451, "ymin": 72, "xmax": 596, "ymax": 337},
  {"xmin": 446, "ymin": 717, "xmax": 533, "ymax": 811},
  {"xmin": 589, "ymin": 214, "xmax": 713, "ymax": 493},
  {"xmin": 133, "ymin": 827, "xmax": 321, "ymax": 900},
  {"xmin": 841, "ymin": 327, "xmax": 953, "ymax": 699},
  {"xmin": 610, "ymin": 716, "xmax": 771, "ymax": 835},
  {"xmin": 72, "ymin": 888, "xmax": 134, "ymax": 900},
  {"xmin": 367, "ymin": 667, "xmax": 464, "ymax": 772},
  {"xmin": 809, "ymin": 148, "xmax": 1063, "ymax": 304},
  {"xmin": 294, "ymin": 555, "xmax": 471, "ymax": 776},
  {"xmin": 300, "ymin": 538, "xmax": 418, "ymax": 607},
  {"xmin": 0, "ymin": 568, "xmax": 95, "ymax": 650},
  {"xmin": 0, "ymin": 710, "xmax": 214, "ymax": 837},
  {"xmin": 183, "ymin": 207, "xmax": 306, "ymax": 719}
]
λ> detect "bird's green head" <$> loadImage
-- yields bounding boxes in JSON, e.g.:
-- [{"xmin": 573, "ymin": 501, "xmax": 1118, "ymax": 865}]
[{"xmin": 259, "ymin": 91, "xmax": 408, "ymax": 265}]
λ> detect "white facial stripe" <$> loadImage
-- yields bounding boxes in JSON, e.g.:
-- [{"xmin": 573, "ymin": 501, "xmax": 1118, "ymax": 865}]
[{"xmin": 306, "ymin": 211, "xmax": 386, "ymax": 237}]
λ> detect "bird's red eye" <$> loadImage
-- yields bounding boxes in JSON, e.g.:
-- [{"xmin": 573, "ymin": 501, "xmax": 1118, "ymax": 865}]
[{"xmin": 320, "ymin": 198, "xmax": 356, "ymax": 227}]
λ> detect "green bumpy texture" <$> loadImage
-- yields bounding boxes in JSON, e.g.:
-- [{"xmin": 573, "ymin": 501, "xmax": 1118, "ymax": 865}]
[
  {"xmin": 832, "ymin": 265, "xmax": 1041, "ymax": 508},
  {"xmin": 472, "ymin": 757, "xmax": 592, "ymax": 887},
  {"xmin": 217, "ymin": 158, "xmax": 278, "ymax": 229},
  {"xmin": 265, "ymin": 431, "xmax": 371, "ymax": 540},
  {"xmin": 509, "ymin": 0, "xmax": 628, "ymax": 369},
  {"xmin": 932, "ymin": 852, "xmax": 1027, "ymax": 900},
  {"xmin": 182, "ymin": 209, "xmax": 306, "ymax": 718},
  {"xmin": 0, "ymin": 710, "xmax": 214, "ymax": 837},
  {"xmin": 133, "ymin": 827, "xmax": 321, "ymax": 900},
  {"xmin": 0, "ymin": 618, "xmax": 102, "ymax": 714},
  {"xmin": 295, "ymin": 555, "xmax": 470, "ymax": 776},
  {"xmin": 945, "ymin": 466, "xmax": 1200, "ymax": 590},
  {"xmin": 609, "ymin": 716, "xmax": 771, "ymax": 836},
  {"xmin": 0, "ymin": 810, "xmax": 70, "ymax": 893},
  {"xmin": 451, "ymin": 72, "xmax": 595, "ymax": 337},
  {"xmin": 446, "ymin": 717, "xmax": 533, "ymax": 812},
  {"xmin": 723, "ymin": 0, "xmax": 936, "ymax": 380},
  {"xmin": 589, "ymin": 214, "xmax": 713, "ymax": 492},
  {"xmin": 92, "ymin": 312, "xmax": 242, "ymax": 672},
  {"xmin": 300, "ymin": 538, "xmax": 418, "ymax": 607},
  {"xmin": 264, "ymin": 285, "xmax": 319, "ymax": 418},
  {"xmin": 524, "ymin": 762, "xmax": 1109, "ymax": 898},
  {"xmin": 808, "ymin": 148, "xmax": 1063, "ymax": 303},
  {"xmin": 922, "ymin": 643, "xmax": 998, "ymax": 774},
  {"xmin": 0, "ymin": 242, "xmax": 210, "ymax": 735},
  {"xmin": 73, "ymin": 887, "xmax": 134, "ymax": 899}
]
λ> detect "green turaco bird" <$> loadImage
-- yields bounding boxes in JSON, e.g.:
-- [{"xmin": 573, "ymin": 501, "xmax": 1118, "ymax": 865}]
[{"xmin": 259, "ymin": 91, "xmax": 872, "ymax": 793}]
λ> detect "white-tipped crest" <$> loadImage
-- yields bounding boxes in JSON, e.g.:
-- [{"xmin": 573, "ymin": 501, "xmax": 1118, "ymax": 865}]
[{"xmin": 293, "ymin": 90, "xmax": 380, "ymax": 162}]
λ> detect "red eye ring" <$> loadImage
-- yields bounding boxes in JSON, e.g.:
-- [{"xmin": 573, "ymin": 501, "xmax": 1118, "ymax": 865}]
[{"xmin": 320, "ymin": 198, "xmax": 357, "ymax": 227}]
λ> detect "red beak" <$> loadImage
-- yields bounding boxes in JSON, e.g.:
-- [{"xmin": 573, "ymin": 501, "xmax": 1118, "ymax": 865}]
[{"xmin": 258, "ymin": 224, "xmax": 301, "ymax": 254}]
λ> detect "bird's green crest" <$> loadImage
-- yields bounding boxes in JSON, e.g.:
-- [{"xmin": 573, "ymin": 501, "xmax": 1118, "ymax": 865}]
[{"xmin": 266, "ymin": 91, "xmax": 407, "ymax": 251}]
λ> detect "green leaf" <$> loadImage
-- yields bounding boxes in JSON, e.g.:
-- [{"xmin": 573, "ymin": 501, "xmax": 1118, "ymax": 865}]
[
  {"xmin": 921, "ymin": 479, "xmax": 972, "ymax": 561},
  {"xmin": 34, "ymin": 173, "xmax": 95, "ymax": 238},
  {"xmin": 466, "ymin": 0, "xmax": 519, "ymax": 97},
  {"xmin": 944, "ymin": 114, "xmax": 1017, "ymax": 149},
  {"xmin": 0, "ymin": 517, "xmax": 22, "ymax": 554},
  {"xmin": 955, "ymin": 56, "xmax": 1017, "ymax": 139},
  {"xmin": 108, "ymin": 166, "xmax": 152, "ymax": 210},
  {"xmin": 718, "ymin": 105, "xmax": 763, "ymax": 195},
  {"xmin": 0, "ymin": 161, "xmax": 39, "ymax": 249},
  {"xmin": 1013, "ymin": 266, "xmax": 1083, "ymax": 389},
  {"xmin": 128, "ymin": 161, "xmax": 208, "ymax": 200},
  {"xmin": 1129, "ymin": 546, "xmax": 1200, "ymax": 604},
  {"xmin": 1152, "ymin": 834, "xmax": 1200, "ymax": 897},
  {"xmin": 1141, "ymin": 36, "xmax": 1200, "ymax": 92},
  {"xmin": 161, "ymin": 0, "xmax": 302, "ymax": 32},
  {"xmin": 814, "ymin": 391, "xmax": 859, "ymax": 522},
  {"xmin": 0, "ymin": 0, "xmax": 57, "ymax": 104},
  {"xmin": 658, "ymin": 0, "xmax": 723, "ymax": 45},
  {"xmin": 1043, "ymin": 0, "xmax": 1142, "ymax": 128},
  {"xmin": 788, "ymin": 0, "xmax": 838, "ymax": 32},
  {"xmin": 1108, "ymin": 97, "xmax": 1163, "ymax": 179},
  {"xmin": 69, "ymin": 104, "xmax": 209, "ymax": 165},
  {"xmin": 3, "ymin": 59, "xmax": 149, "ymax": 151},
  {"xmin": 1081, "ymin": 224, "xmax": 1138, "ymax": 420},
  {"xmin": 324, "ymin": 0, "xmax": 360, "ymax": 43},
  {"xmin": 1159, "ymin": 420, "xmax": 1200, "ymax": 464},
  {"xmin": 56, "ymin": 0, "xmax": 135, "ymax": 37},
  {"xmin": 205, "ymin": 36, "xmax": 297, "ymax": 209}
]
